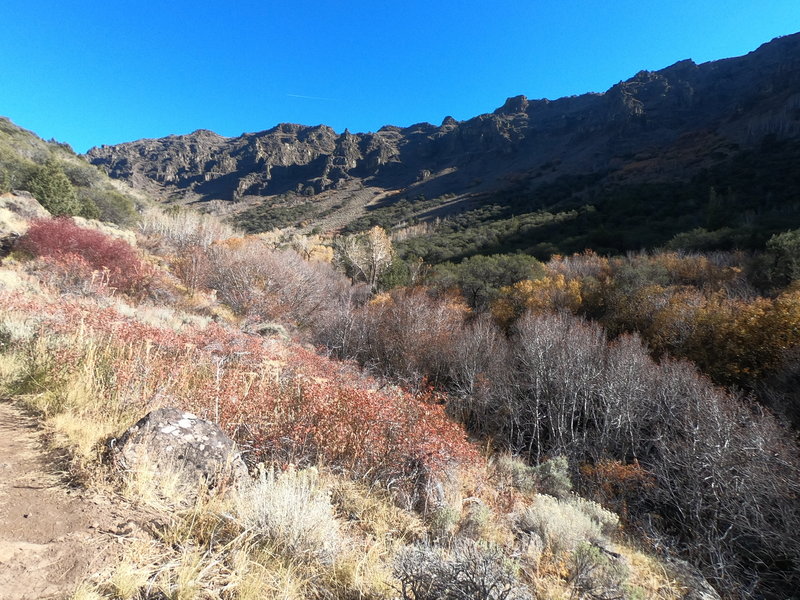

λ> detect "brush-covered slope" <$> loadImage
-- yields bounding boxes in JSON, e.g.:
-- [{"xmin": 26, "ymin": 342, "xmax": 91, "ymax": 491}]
[
  {"xmin": 0, "ymin": 117, "xmax": 145, "ymax": 226},
  {"xmin": 86, "ymin": 33, "xmax": 800, "ymax": 253},
  {"xmin": 0, "ymin": 207, "xmax": 727, "ymax": 600}
]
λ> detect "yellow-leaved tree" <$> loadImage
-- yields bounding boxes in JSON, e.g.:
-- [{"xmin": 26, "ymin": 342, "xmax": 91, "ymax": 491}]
[
  {"xmin": 491, "ymin": 274, "xmax": 582, "ymax": 328},
  {"xmin": 333, "ymin": 226, "xmax": 394, "ymax": 291}
]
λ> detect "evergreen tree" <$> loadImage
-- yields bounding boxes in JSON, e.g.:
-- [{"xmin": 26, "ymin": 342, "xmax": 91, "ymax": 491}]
[
  {"xmin": 766, "ymin": 228, "xmax": 800, "ymax": 286},
  {"xmin": 25, "ymin": 159, "xmax": 81, "ymax": 216}
]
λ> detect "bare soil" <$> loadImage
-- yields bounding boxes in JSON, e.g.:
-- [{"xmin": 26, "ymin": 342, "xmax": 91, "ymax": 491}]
[{"xmin": 0, "ymin": 401, "xmax": 132, "ymax": 599}]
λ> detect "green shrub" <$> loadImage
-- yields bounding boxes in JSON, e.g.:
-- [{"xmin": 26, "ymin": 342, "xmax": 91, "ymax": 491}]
[
  {"xmin": 765, "ymin": 228, "xmax": 800, "ymax": 287},
  {"xmin": 568, "ymin": 542, "xmax": 629, "ymax": 600},
  {"xmin": 76, "ymin": 187, "xmax": 137, "ymax": 226},
  {"xmin": 531, "ymin": 455, "xmax": 572, "ymax": 498},
  {"xmin": 24, "ymin": 160, "xmax": 82, "ymax": 216},
  {"xmin": 492, "ymin": 454, "xmax": 537, "ymax": 494},
  {"xmin": 515, "ymin": 494, "xmax": 618, "ymax": 559}
]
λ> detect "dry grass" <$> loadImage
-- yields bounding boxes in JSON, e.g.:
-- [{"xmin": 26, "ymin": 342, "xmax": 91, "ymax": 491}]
[
  {"xmin": 0, "ymin": 262, "xmax": 41, "ymax": 293},
  {"xmin": 111, "ymin": 297, "xmax": 214, "ymax": 332},
  {"xmin": 234, "ymin": 465, "xmax": 342, "ymax": 561},
  {"xmin": 0, "ymin": 256, "xmax": 692, "ymax": 600},
  {"xmin": 68, "ymin": 583, "xmax": 106, "ymax": 600},
  {"xmin": 139, "ymin": 207, "xmax": 239, "ymax": 248},
  {"xmin": 330, "ymin": 478, "xmax": 425, "ymax": 542}
]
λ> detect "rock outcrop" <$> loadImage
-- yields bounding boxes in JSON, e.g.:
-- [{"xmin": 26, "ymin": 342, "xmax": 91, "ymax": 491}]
[
  {"xmin": 0, "ymin": 191, "xmax": 50, "ymax": 257},
  {"xmin": 112, "ymin": 408, "xmax": 248, "ymax": 491},
  {"xmin": 665, "ymin": 558, "xmax": 722, "ymax": 600},
  {"xmin": 86, "ymin": 33, "xmax": 800, "ymax": 224}
]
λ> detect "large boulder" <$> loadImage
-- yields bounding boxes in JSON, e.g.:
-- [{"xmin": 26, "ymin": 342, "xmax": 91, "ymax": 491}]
[
  {"xmin": 113, "ymin": 408, "xmax": 248, "ymax": 491},
  {"xmin": 0, "ymin": 191, "xmax": 50, "ymax": 257}
]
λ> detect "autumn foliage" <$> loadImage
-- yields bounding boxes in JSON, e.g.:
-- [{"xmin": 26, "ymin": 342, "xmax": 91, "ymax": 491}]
[
  {"xmin": 7, "ymin": 211, "xmax": 800, "ymax": 598},
  {"xmin": 0, "ymin": 292, "xmax": 475, "ymax": 504},
  {"xmin": 17, "ymin": 217, "xmax": 153, "ymax": 295}
]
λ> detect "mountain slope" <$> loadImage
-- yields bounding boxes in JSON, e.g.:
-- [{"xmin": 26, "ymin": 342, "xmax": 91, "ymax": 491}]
[
  {"xmin": 87, "ymin": 33, "xmax": 800, "ymax": 253},
  {"xmin": 0, "ymin": 118, "xmax": 146, "ymax": 226}
]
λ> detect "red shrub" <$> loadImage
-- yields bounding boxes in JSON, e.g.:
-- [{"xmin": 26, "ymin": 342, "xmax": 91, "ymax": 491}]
[
  {"xmin": 0, "ymin": 292, "xmax": 477, "ymax": 504},
  {"xmin": 18, "ymin": 217, "xmax": 153, "ymax": 295}
]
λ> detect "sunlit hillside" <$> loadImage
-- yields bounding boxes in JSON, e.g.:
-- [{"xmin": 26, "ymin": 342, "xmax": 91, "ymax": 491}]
[{"xmin": 0, "ymin": 95, "xmax": 799, "ymax": 599}]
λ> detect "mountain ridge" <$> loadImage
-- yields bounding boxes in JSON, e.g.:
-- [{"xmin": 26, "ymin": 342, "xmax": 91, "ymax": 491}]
[{"xmin": 86, "ymin": 33, "xmax": 800, "ymax": 244}]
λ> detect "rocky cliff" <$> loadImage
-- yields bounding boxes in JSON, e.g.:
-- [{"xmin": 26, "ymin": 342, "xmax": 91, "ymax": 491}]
[{"xmin": 86, "ymin": 33, "xmax": 800, "ymax": 233}]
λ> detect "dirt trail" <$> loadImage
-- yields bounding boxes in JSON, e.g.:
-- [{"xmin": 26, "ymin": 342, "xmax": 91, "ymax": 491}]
[{"xmin": 0, "ymin": 401, "xmax": 129, "ymax": 599}]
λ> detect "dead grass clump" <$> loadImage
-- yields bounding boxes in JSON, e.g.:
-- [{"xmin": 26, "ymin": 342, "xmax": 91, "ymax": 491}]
[{"xmin": 331, "ymin": 478, "xmax": 425, "ymax": 542}]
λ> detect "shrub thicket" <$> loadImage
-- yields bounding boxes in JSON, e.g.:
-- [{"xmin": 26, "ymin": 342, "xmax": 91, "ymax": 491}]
[
  {"xmin": 17, "ymin": 217, "xmax": 153, "ymax": 296},
  {"xmin": 318, "ymin": 287, "xmax": 800, "ymax": 598}
]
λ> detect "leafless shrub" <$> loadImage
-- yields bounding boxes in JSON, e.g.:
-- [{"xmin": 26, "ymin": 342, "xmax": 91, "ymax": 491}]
[
  {"xmin": 509, "ymin": 311, "xmax": 800, "ymax": 596},
  {"xmin": 394, "ymin": 541, "xmax": 530, "ymax": 600},
  {"xmin": 207, "ymin": 241, "xmax": 351, "ymax": 328},
  {"xmin": 322, "ymin": 287, "xmax": 469, "ymax": 386},
  {"xmin": 511, "ymin": 312, "xmax": 607, "ymax": 461},
  {"xmin": 445, "ymin": 314, "xmax": 515, "ymax": 437},
  {"xmin": 139, "ymin": 208, "xmax": 239, "ymax": 249},
  {"xmin": 315, "ymin": 280, "xmax": 800, "ymax": 597}
]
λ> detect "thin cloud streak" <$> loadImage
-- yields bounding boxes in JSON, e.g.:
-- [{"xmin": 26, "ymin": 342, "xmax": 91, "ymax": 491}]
[{"xmin": 286, "ymin": 93, "xmax": 337, "ymax": 101}]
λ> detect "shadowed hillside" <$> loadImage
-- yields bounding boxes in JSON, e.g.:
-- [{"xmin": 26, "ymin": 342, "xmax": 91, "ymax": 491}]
[{"xmin": 85, "ymin": 33, "xmax": 800, "ymax": 255}]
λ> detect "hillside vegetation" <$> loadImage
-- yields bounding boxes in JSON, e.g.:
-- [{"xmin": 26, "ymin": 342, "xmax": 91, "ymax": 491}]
[
  {"xmin": 3, "ymin": 34, "xmax": 800, "ymax": 595},
  {"xmin": 0, "ymin": 117, "xmax": 143, "ymax": 226},
  {"xmin": 390, "ymin": 137, "xmax": 800, "ymax": 263},
  {"xmin": 0, "ymin": 210, "xmax": 693, "ymax": 600},
  {"xmin": 0, "ymin": 201, "xmax": 797, "ymax": 599}
]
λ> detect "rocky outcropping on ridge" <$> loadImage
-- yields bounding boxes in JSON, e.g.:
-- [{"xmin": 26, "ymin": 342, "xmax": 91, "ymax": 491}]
[{"xmin": 86, "ymin": 33, "xmax": 800, "ymax": 221}]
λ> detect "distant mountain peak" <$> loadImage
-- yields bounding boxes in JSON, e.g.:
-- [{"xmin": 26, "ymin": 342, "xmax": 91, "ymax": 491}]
[{"xmin": 86, "ymin": 32, "xmax": 800, "ymax": 236}]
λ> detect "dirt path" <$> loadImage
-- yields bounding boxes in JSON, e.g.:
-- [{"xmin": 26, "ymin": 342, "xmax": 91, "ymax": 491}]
[{"xmin": 0, "ymin": 401, "xmax": 131, "ymax": 600}]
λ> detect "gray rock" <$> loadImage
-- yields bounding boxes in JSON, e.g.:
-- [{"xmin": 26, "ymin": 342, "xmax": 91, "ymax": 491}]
[
  {"xmin": 1, "ymin": 190, "xmax": 51, "ymax": 222},
  {"xmin": 665, "ymin": 557, "xmax": 722, "ymax": 600},
  {"xmin": 0, "ymin": 191, "xmax": 51, "ymax": 257},
  {"xmin": 113, "ymin": 407, "xmax": 248, "ymax": 491},
  {"xmin": 246, "ymin": 321, "xmax": 289, "ymax": 340}
]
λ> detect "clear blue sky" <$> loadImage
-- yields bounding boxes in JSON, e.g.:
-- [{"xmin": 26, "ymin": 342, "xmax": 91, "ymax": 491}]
[{"xmin": 2, "ymin": 1, "xmax": 799, "ymax": 153}]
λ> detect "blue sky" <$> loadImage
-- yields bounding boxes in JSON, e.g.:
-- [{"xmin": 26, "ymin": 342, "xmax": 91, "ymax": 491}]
[{"xmin": 2, "ymin": 1, "xmax": 799, "ymax": 153}]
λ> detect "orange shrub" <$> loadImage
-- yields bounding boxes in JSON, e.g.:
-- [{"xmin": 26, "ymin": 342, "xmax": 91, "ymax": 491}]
[
  {"xmin": 579, "ymin": 459, "xmax": 654, "ymax": 519},
  {"xmin": 491, "ymin": 274, "xmax": 582, "ymax": 328}
]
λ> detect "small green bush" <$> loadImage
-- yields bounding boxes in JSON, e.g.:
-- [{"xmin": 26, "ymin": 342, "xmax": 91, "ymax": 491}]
[
  {"xmin": 531, "ymin": 455, "xmax": 572, "ymax": 498},
  {"xmin": 493, "ymin": 454, "xmax": 537, "ymax": 494},
  {"xmin": 25, "ymin": 160, "xmax": 82, "ymax": 216},
  {"xmin": 568, "ymin": 542, "xmax": 629, "ymax": 600},
  {"xmin": 516, "ymin": 493, "xmax": 619, "ymax": 559}
]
